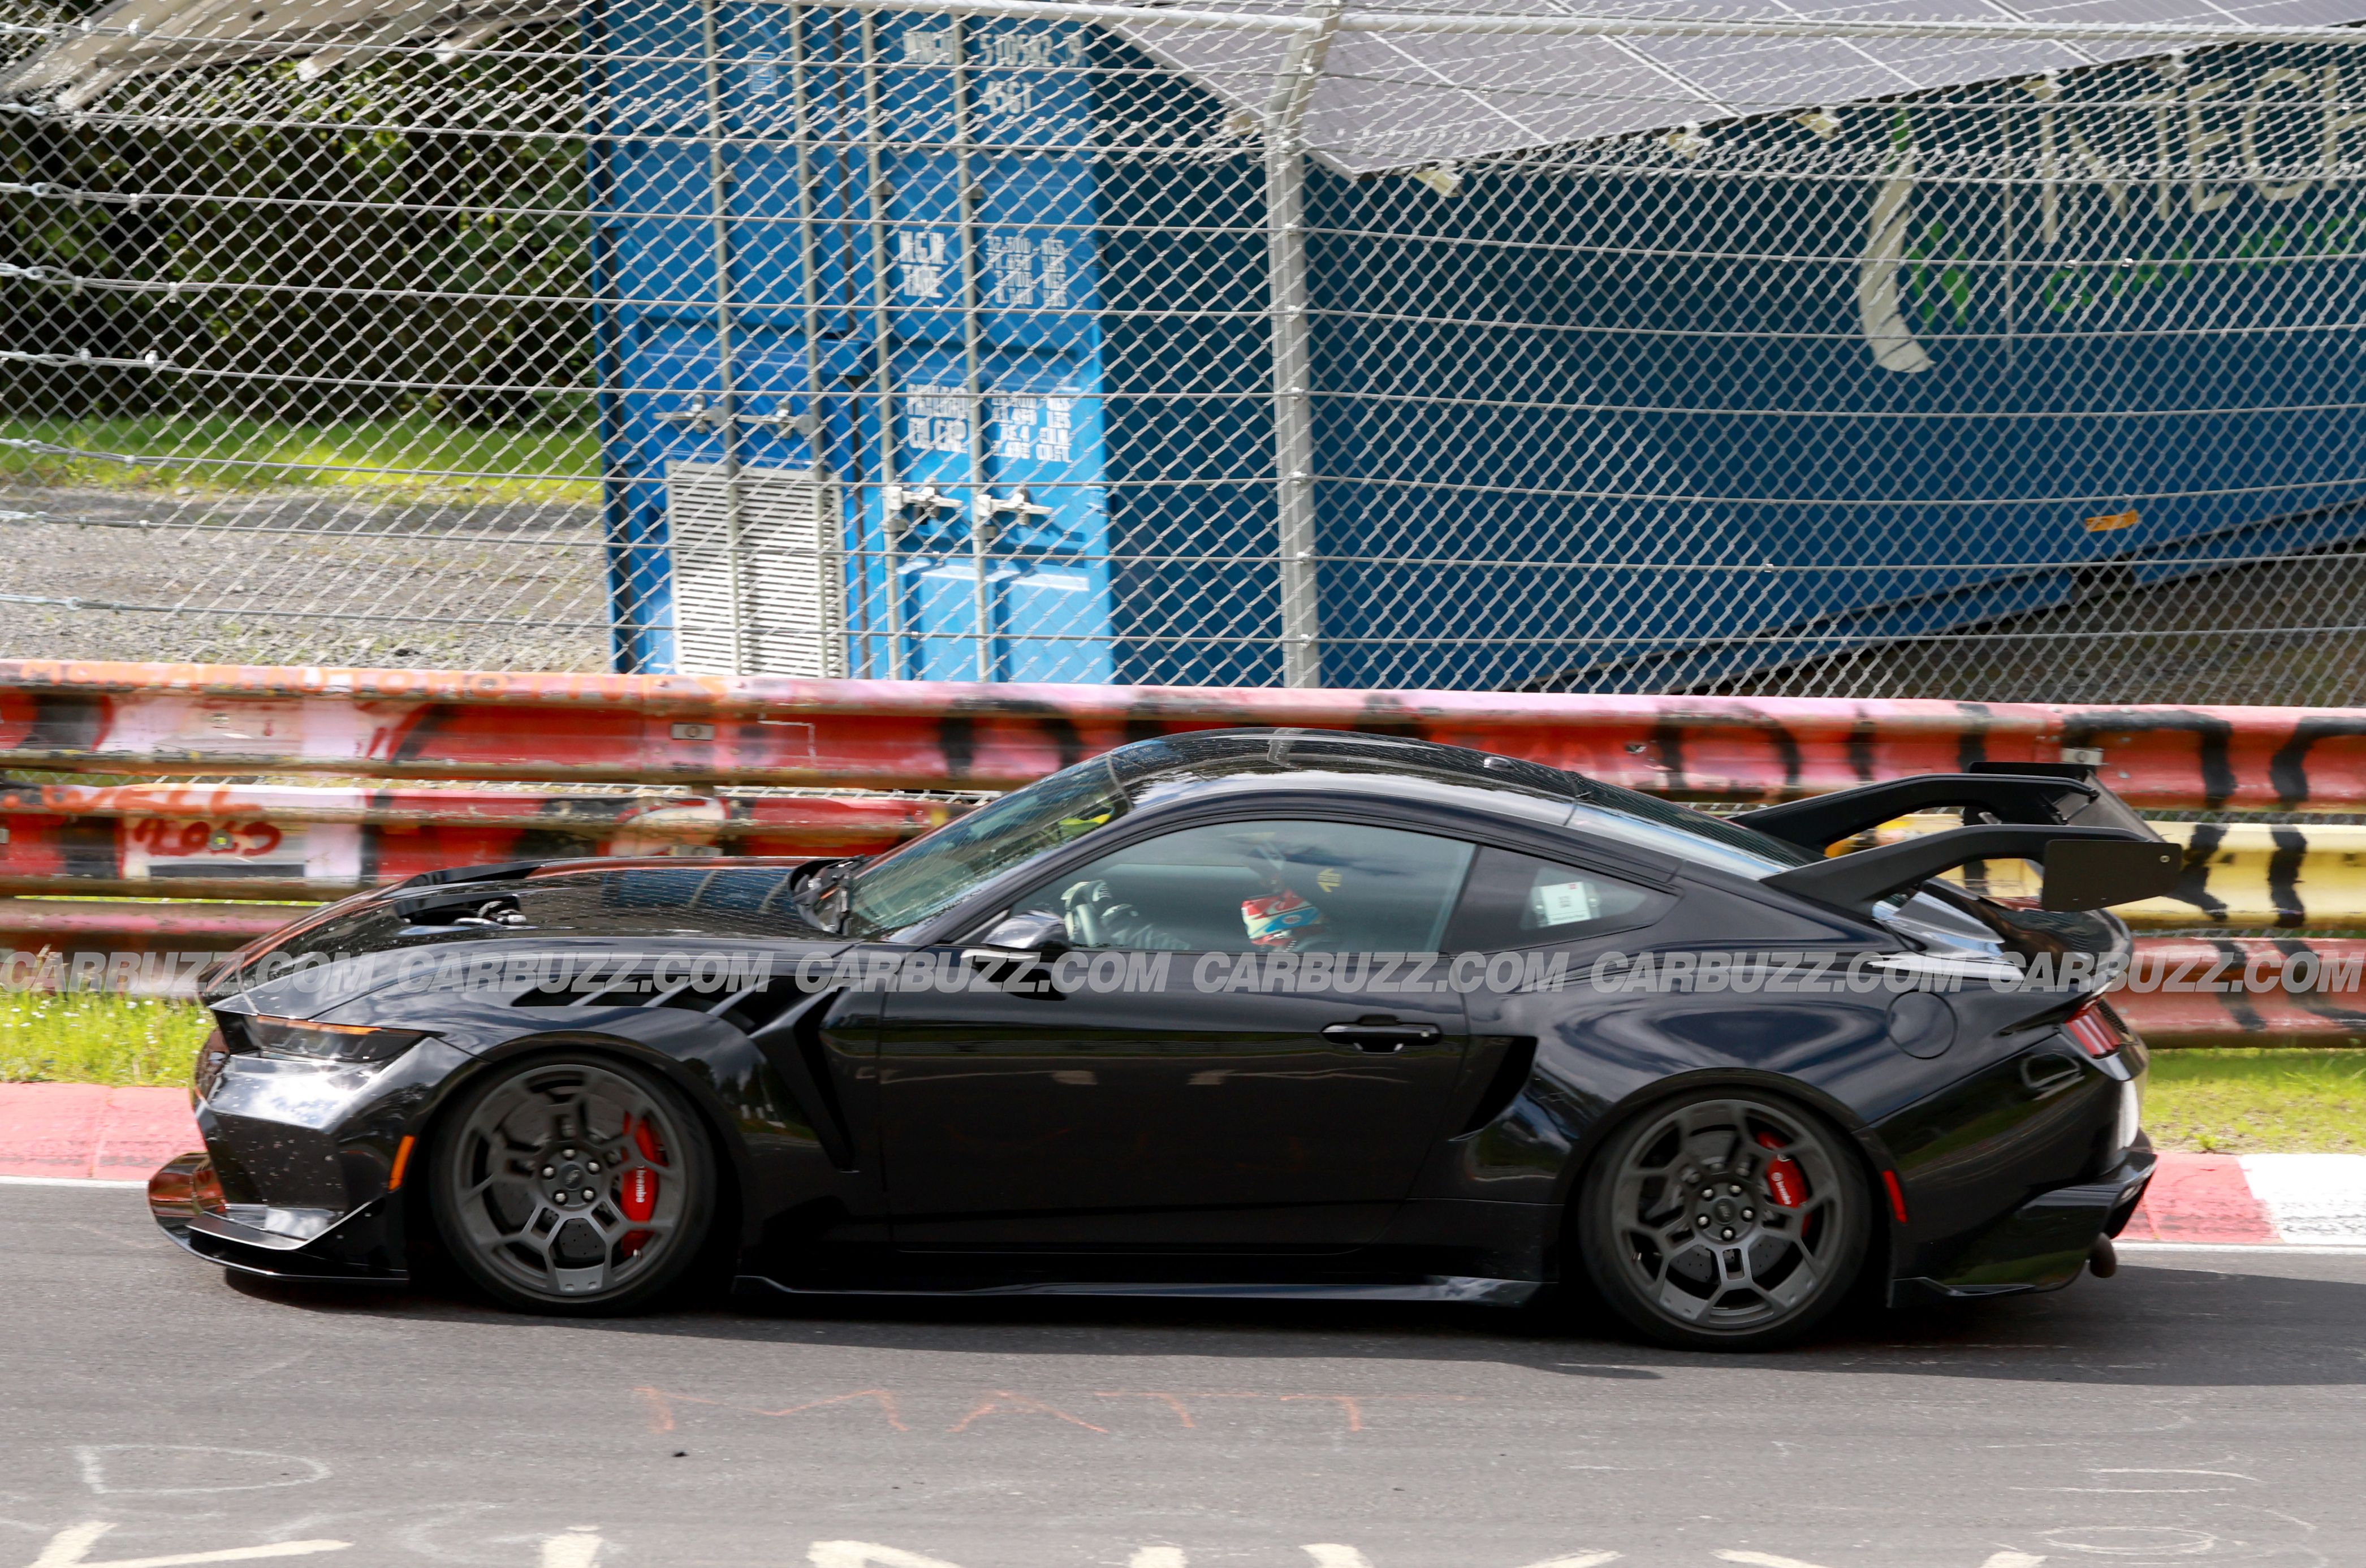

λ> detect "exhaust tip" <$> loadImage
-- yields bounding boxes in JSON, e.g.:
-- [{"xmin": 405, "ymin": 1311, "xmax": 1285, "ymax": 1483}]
[{"xmin": 2088, "ymin": 1236, "xmax": 2119, "ymax": 1279}]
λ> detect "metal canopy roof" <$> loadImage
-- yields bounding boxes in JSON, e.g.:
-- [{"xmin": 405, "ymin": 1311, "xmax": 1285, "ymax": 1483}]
[
  {"xmin": 7, "ymin": 0, "xmax": 2366, "ymax": 164},
  {"xmin": 1109, "ymin": 0, "xmax": 2366, "ymax": 172}
]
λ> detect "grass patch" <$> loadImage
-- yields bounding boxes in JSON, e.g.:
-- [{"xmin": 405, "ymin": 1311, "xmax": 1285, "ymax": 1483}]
[
  {"xmin": 0, "ymin": 991, "xmax": 211, "ymax": 1088},
  {"xmin": 0, "ymin": 414, "xmax": 600, "ymax": 507},
  {"xmin": 2144, "ymin": 1048, "xmax": 2366, "ymax": 1154}
]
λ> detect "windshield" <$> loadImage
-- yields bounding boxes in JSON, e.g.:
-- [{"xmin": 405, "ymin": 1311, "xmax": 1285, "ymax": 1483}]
[
  {"xmin": 1568, "ymin": 778, "xmax": 1819, "ymax": 878},
  {"xmin": 845, "ymin": 757, "xmax": 1129, "ymax": 937}
]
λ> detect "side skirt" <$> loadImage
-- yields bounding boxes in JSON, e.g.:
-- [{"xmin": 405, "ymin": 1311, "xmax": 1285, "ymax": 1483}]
[{"xmin": 735, "ymin": 1275, "xmax": 1541, "ymax": 1306}]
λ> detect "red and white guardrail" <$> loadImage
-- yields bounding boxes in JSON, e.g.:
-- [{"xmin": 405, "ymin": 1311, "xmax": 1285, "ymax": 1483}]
[{"xmin": 3, "ymin": 660, "xmax": 2365, "ymax": 1048}]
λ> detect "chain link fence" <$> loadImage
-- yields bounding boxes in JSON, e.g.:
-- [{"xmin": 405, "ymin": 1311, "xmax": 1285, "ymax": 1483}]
[{"xmin": 7, "ymin": 0, "xmax": 2366, "ymax": 699}]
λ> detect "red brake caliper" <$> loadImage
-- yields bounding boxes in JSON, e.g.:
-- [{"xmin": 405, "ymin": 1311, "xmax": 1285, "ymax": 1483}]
[
  {"xmin": 1756, "ymin": 1130, "xmax": 1807, "ymax": 1208},
  {"xmin": 619, "ymin": 1116, "xmax": 667, "ymax": 1254}
]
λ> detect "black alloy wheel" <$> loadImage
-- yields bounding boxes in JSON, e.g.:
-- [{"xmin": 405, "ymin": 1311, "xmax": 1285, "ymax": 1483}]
[
  {"xmin": 432, "ymin": 1053, "xmax": 715, "ymax": 1315},
  {"xmin": 1577, "ymin": 1088, "xmax": 1870, "ymax": 1350}
]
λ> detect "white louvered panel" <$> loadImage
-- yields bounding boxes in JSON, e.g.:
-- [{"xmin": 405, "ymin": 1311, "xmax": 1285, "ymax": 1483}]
[{"xmin": 666, "ymin": 461, "xmax": 846, "ymax": 678}]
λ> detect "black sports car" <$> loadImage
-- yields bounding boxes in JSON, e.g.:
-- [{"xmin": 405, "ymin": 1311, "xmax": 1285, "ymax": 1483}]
[{"xmin": 152, "ymin": 728, "xmax": 2179, "ymax": 1349}]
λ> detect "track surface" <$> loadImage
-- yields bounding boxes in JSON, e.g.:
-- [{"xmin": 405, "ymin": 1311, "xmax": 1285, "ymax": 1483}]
[{"xmin": 6, "ymin": 1184, "xmax": 2364, "ymax": 1568}]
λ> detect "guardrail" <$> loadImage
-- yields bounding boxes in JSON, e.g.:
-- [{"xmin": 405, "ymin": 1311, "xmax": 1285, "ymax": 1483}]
[
  {"xmin": 5, "ymin": 660, "xmax": 2366, "ymax": 1047},
  {"xmin": 8, "ymin": 658, "xmax": 2366, "ymax": 808},
  {"xmin": 0, "ymin": 783, "xmax": 956, "ymax": 899}
]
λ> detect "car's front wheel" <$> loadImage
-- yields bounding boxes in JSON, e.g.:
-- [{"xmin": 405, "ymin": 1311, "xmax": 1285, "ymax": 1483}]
[
  {"xmin": 431, "ymin": 1053, "xmax": 715, "ymax": 1315},
  {"xmin": 1576, "ymin": 1088, "xmax": 1870, "ymax": 1350}
]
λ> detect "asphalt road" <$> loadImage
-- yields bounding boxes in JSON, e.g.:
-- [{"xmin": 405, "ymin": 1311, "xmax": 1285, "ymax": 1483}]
[{"xmin": 5, "ymin": 1183, "xmax": 2364, "ymax": 1568}]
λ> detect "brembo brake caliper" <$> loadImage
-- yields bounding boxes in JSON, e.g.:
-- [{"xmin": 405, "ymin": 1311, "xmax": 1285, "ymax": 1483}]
[
  {"xmin": 618, "ymin": 1116, "xmax": 667, "ymax": 1252},
  {"xmin": 1756, "ymin": 1130, "xmax": 1807, "ymax": 1208}
]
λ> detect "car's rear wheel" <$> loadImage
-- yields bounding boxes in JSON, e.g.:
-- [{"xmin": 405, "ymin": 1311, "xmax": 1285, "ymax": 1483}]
[
  {"xmin": 432, "ymin": 1053, "xmax": 715, "ymax": 1315},
  {"xmin": 1577, "ymin": 1088, "xmax": 1869, "ymax": 1350}
]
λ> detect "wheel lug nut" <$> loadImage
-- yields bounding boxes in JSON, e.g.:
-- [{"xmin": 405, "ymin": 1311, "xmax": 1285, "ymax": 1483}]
[
  {"xmin": 1696, "ymin": 1215, "xmax": 1710, "ymax": 1226},
  {"xmin": 563, "ymin": 1148, "xmax": 576, "ymax": 1157},
  {"xmin": 541, "ymin": 1167, "xmax": 554, "ymax": 1177},
  {"xmin": 588, "ymin": 1162, "xmax": 601, "ymax": 1173},
  {"xmin": 1729, "ymin": 1184, "xmax": 1743, "ymax": 1194},
  {"xmin": 581, "ymin": 1187, "xmax": 596, "ymax": 1201},
  {"xmin": 1700, "ymin": 1187, "xmax": 1714, "ymax": 1199},
  {"xmin": 1721, "ymin": 1228, "xmax": 1735, "ymax": 1240},
  {"xmin": 1742, "ymin": 1209, "xmax": 1755, "ymax": 1220}
]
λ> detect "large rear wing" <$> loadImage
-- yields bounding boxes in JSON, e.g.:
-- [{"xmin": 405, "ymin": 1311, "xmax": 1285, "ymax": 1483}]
[{"xmin": 1732, "ymin": 762, "xmax": 2163, "ymax": 854}]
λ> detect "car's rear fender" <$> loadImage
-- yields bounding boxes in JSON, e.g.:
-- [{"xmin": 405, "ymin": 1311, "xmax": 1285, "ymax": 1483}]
[{"xmin": 1530, "ymin": 1066, "xmax": 1904, "ymax": 1277}]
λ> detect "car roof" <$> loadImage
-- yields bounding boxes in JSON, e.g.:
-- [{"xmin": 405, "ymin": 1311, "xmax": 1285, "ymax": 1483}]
[{"xmin": 1103, "ymin": 728, "xmax": 1582, "ymax": 832}]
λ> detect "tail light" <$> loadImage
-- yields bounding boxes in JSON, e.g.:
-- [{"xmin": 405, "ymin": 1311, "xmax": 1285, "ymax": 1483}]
[{"xmin": 2064, "ymin": 1003, "xmax": 2121, "ymax": 1059}]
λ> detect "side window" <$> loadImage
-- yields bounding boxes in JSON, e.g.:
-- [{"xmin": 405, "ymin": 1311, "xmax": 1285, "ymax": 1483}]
[
  {"xmin": 1005, "ymin": 819, "xmax": 1476, "ymax": 953},
  {"xmin": 1443, "ymin": 846, "xmax": 1669, "ymax": 951}
]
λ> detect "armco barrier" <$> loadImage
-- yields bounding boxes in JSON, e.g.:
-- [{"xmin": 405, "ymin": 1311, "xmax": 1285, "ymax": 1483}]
[
  {"xmin": 0, "ymin": 783, "xmax": 955, "ymax": 899},
  {"xmin": 9, "ymin": 660, "xmax": 2366, "ymax": 808},
  {"xmin": 5, "ymin": 661, "xmax": 2366, "ymax": 1047},
  {"xmin": 2117, "ymin": 939, "xmax": 2366, "ymax": 1049}
]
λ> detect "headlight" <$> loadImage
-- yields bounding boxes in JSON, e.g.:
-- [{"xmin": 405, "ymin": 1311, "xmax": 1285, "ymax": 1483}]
[{"xmin": 230, "ymin": 1015, "xmax": 428, "ymax": 1064}]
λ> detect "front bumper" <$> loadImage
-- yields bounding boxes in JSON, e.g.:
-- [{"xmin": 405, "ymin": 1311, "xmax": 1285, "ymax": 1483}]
[
  {"xmin": 149, "ymin": 1150, "xmax": 407, "ymax": 1283},
  {"xmin": 1893, "ymin": 1147, "xmax": 2156, "ymax": 1304}
]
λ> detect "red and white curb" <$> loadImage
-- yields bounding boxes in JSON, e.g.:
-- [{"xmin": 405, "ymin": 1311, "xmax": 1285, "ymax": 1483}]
[
  {"xmin": 0, "ymin": 1083, "xmax": 195, "ymax": 1187},
  {"xmin": 2, "ymin": 1085, "xmax": 2361, "ymax": 1250},
  {"xmin": 2122, "ymin": 1150, "xmax": 2366, "ymax": 1250}
]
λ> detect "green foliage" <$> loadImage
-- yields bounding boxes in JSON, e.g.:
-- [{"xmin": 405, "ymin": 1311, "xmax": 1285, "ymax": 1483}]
[
  {"xmin": 0, "ymin": 36, "xmax": 595, "ymax": 438},
  {"xmin": 0, "ymin": 412, "xmax": 600, "ymax": 502},
  {"xmin": 2145, "ymin": 1048, "xmax": 2366, "ymax": 1154},
  {"xmin": 0, "ymin": 989, "xmax": 210, "ymax": 1087}
]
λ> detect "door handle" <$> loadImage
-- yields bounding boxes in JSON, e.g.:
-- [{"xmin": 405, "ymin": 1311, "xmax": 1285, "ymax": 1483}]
[{"xmin": 1322, "ymin": 1021, "xmax": 1442, "ymax": 1053}]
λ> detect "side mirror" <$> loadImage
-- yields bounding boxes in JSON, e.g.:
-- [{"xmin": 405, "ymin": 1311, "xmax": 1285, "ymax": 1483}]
[
  {"xmin": 2040, "ymin": 839, "xmax": 2181, "ymax": 912},
  {"xmin": 962, "ymin": 910, "xmax": 1073, "ymax": 997},
  {"xmin": 975, "ymin": 909, "xmax": 1072, "ymax": 954}
]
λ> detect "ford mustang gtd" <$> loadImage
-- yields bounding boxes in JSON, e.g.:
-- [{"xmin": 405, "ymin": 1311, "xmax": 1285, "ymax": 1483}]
[{"xmin": 152, "ymin": 729, "xmax": 2179, "ymax": 1349}]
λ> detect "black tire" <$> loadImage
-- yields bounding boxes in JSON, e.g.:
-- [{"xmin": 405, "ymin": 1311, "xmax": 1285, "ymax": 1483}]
[
  {"xmin": 1575, "ymin": 1087, "xmax": 1870, "ymax": 1351},
  {"xmin": 431, "ymin": 1052, "xmax": 717, "ymax": 1316}
]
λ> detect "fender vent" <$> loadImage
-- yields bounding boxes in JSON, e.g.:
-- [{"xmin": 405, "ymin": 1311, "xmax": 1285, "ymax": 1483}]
[{"xmin": 512, "ymin": 973, "xmax": 807, "ymax": 1034}]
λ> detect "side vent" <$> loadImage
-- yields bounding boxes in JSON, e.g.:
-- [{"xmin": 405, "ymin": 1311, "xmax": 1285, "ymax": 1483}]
[
  {"xmin": 512, "ymin": 973, "xmax": 808, "ymax": 1033},
  {"xmin": 666, "ymin": 460, "xmax": 846, "ymax": 677},
  {"xmin": 1457, "ymin": 1036, "xmax": 1539, "ymax": 1135}
]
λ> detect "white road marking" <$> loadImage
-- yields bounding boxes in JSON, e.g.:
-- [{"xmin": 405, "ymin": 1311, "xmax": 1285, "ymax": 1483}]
[
  {"xmin": 24, "ymin": 1524, "xmax": 348, "ymax": 1568},
  {"xmin": 2241, "ymin": 1153, "xmax": 2366, "ymax": 1243},
  {"xmin": 1516, "ymin": 1556, "xmax": 1622, "ymax": 1566},
  {"xmin": 2116, "ymin": 1241, "xmax": 2366, "ymax": 1254},
  {"xmin": 538, "ymin": 1530, "xmax": 602, "ymax": 1568},
  {"xmin": 1980, "ymin": 1554, "xmax": 2045, "ymax": 1567},
  {"xmin": 1302, "ymin": 1550, "xmax": 1373, "ymax": 1568},
  {"xmin": 1714, "ymin": 1554, "xmax": 1832, "ymax": 1568},
  {"xmin": 807, "ymin": 1546, "xmax": 965, "ymax": 1568},
  {"xmin": 74, "ymin": 1447, "xmax": 330, "ymax": 1496},
  {"xmin": 1128, "ymin": 1552, "xmax": 1186, "ymax": 1568},
  {"xmin": 0, "ymin": 1176, "xmax": 149, "ymax": 1189}
]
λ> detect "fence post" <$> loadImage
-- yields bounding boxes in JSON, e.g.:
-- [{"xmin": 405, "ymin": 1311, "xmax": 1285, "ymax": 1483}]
[
  {"xmin": 1262, "ymin": 0, "xmax": 1344, "ymax": 689},
  {"xmin": 698, "ymin": 0, "xmax": 750, "ymax": 674}
]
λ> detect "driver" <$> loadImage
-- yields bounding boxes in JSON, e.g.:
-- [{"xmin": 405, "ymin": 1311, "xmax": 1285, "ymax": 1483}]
[{"xmin": 1238, "ymin": 839, "xmax": 1332, "ymax": 951}]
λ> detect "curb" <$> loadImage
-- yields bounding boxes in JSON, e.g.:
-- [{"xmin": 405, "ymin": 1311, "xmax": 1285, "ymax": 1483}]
[
  {"xmin": 0, "ymin": 1083, "xmax": 197, "ymax": 1183},
  {"xmin": 1, "ymin": 1085, "xmax": 2361, "ymax": 1249}
]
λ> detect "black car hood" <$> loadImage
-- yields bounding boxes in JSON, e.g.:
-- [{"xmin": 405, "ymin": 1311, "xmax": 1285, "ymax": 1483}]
[{"xmin": 203, "ymin": 861, "xmax": 843, "ymax": 1010}]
